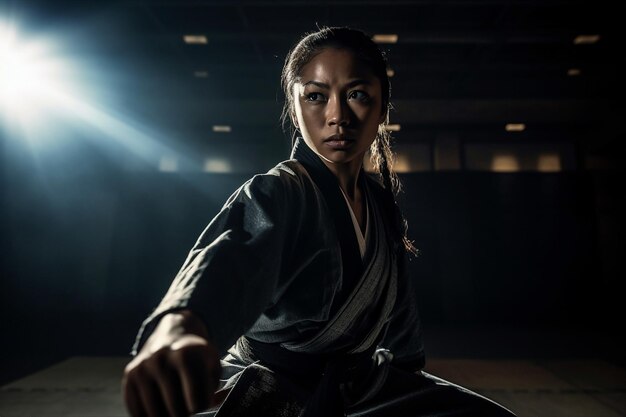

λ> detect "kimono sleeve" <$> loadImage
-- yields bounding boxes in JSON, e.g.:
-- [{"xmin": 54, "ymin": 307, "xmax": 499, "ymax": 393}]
[
  {"xmin": 132, "ymin": 168, "xmax": 301, "ymax": 357},
  {"xmin": 381, "ymin": 250, "xmax": 425, "ymax": 372}
]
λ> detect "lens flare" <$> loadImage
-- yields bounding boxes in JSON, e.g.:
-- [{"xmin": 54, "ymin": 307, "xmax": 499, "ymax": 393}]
[
  {"xmin": 0, "ymin": 18, "xmax": 187, "ymax": 169},
  {"xmin": 0, "ymin": 21, "xmax": 74, "ymax": 131}
]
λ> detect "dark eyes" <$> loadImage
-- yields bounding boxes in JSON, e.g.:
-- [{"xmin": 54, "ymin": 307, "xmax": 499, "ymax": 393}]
[
  {"xmin": 349, "ymin": 90, "xmax": 369, "ymax": 101},
  {"xmin": 304, "ymin": 91, "xmax": 370, "ymax": 103},
  {"xmin": 305, "ymin": 92, "xmax": 325, "ymax": 102}
]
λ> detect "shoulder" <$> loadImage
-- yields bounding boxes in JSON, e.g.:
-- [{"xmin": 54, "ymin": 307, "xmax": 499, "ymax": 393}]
[
  {"xmin": 226, "ymin": 159, "xmax": 313, "ymax": 206},
  {"xmin": 268, "ymin": 159, "xmax": 311, "ymax": 184},
  {"xmin": 245, "ymin": 159, "xmax": 311, "ymax": 191}
]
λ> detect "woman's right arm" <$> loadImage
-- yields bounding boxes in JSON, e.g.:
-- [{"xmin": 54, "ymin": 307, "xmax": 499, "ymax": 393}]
[
  {"xmin": 123, "ymin": 166, "xmax": 303, "ymax": 417},
  {"xmin": 122, "ymin": 310, "xmax": 221, "ymax": 417}
]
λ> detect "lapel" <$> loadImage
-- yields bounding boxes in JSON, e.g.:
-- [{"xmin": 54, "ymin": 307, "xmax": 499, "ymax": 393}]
[{"xmin": 290, "ymin": 138, "xmax": 364, "ymax": 306}]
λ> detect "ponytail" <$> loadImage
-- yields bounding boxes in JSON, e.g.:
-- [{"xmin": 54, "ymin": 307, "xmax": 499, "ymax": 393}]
[{"xmin": 370, "ymin": 127, "xmax": 418, "ymax": 257}]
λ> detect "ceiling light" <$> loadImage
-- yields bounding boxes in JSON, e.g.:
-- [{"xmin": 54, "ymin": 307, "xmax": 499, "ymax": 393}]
[
  {"xmin": 204, "ymin": 158, "xmax": 232, "ymax": 173},
  {"xmin": 385, "ymin": 124, "xmax": 401, "ymax": 132},
  {"xmin": 491, "ymin": 154, "xmax": 520, "ymax": 172},
  {"xmin": 573, "ymin": 34, "xmax": 600, "ymax": 45},
  {"xmin": 537, "ymin": 154, "xmax": 561, "ymax": 172},
  {"xmin": 183, "ymin": 35, "xmax": 208, "ymax": 44},
  {"xmin": 567, "ymin": 68, "xmax": 581, "ymax": 76},
  {"xmin": 393, "ymin": 153, "xmax": 411, "ymax": 173},
  {"xmin": 505, "ymin": 123, "xmax": 526, "ymax": 132},
  {"xmin": 212, "ymin": 125, "xmax": 231, "ymax": 133},
  {"xmin": 373, "ymin": 34, "xmax": 398, "ymax": 44}
]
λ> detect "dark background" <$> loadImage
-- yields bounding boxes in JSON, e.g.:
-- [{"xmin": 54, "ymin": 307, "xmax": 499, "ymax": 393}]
[{"xmin": 0, "ymin": 0, "xmax": 624, "ymax": 384}]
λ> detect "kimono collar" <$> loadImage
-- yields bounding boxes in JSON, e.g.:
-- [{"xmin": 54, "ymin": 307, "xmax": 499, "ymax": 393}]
[
  {"xmin": 290, "ymin": 137, "xmax": 365, "ymax": 313},
  {"xmin": 289, "ymin": 136, "xmax": 367, "ymax": 192}
]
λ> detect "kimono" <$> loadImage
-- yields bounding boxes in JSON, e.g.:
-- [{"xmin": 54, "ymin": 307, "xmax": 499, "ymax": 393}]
[{"xmin": 132, "ymin": 138, "xmax": 516, "ymax": 417}]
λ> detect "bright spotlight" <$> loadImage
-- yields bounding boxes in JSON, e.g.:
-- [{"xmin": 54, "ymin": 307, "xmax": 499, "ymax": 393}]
[
  {"xmin": 0, "ymin": 18, "xmax": 190, "ymax": 170},
  {"xmin": 0, "ymin": 21, "xmax": 76, "ymax": 131}
]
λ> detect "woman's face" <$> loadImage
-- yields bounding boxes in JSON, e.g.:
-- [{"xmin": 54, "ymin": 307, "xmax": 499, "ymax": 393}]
[{"xmin": 293, "ymin": 48, "xmax": 385, "ymax": 170}]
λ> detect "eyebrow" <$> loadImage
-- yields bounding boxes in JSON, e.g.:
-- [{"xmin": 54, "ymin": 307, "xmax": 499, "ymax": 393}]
[{"xmin": 302, "ymin": 79, "xmax": 372, "ymax": 89}]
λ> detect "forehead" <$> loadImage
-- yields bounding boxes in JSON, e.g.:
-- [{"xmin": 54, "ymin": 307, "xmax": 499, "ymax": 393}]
[{"xmin": 298, "ymin": 48, "xmax": 377, "ymax": 83}]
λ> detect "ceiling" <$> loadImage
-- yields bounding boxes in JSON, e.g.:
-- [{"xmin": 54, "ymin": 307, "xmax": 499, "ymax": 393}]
[{"xmin": 2, "ymin": 0, "xmax": 624, "ymax": 166}]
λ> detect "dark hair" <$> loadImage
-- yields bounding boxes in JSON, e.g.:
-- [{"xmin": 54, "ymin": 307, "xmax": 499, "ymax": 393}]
[{"xmin": 280, "ymin": 26, "xmax": 417, "ymax": 256}]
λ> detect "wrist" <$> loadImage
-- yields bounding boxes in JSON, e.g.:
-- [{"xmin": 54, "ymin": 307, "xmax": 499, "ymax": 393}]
[
  {"xmin": 176, "ymin": 309, "xmax": 210, "ymax": 339},
  {"xmin": 145, "ymin": 310, "xmax": 211, "ymax": 353}
]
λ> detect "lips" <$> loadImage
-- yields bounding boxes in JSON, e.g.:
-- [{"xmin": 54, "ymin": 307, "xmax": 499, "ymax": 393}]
[
  {"xmin": 323, "ymin": 134, "xmax": 355, "ymax": 149},
  {"xmin": 324, "ymin": 134, "xmax": 354, "ymax": 143}
]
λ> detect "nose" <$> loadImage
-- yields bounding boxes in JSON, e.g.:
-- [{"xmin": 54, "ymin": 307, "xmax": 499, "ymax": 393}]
[{"xmin": 327, "ymin": 96, "xmax": 350, "ymax": 127}]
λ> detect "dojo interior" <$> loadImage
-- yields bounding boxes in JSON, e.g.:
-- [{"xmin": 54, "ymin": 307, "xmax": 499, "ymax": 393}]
[{"xmin": 1, "ymin": 1, "xmax": 624, "ymax": 416}]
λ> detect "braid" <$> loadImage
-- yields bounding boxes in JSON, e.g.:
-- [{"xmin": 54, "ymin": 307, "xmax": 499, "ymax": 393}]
[{"xmin": 371, "ymin": 128, "xmax": 418, "ymax": 257}]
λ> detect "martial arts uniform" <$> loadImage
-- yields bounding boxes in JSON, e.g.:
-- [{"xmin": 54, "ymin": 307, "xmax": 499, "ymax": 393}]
[{"xmin": 132, "ymin": 138, "xmax": 516, "ymax": 417}]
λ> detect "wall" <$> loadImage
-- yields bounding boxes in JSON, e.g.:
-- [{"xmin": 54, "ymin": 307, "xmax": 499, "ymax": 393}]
[{"xmin": 0, "ymin": 148, "xmax": 612, "ymax": 359}]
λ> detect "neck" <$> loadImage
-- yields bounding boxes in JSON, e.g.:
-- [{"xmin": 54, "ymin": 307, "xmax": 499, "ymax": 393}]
[
  {"xmin": 320, "ymin": 157, "xmax": 363, "ymax": 200},
  {"xmin": 290, "ymin": 137, "xmax": 364, "ymax": 200}
]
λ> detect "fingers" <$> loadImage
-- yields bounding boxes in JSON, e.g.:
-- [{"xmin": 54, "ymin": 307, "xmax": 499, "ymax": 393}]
[
  {"xmin": 123, "ymin": 356, "xmax": 191, "ymax": 417},
  {"xmin": 177, "ymin": 349, "xmax": 218, "ymax": 414},
  {"xmin": 123, "ymin": 343, "xmax": 221, "ymax": 417},
  {"xmin": 123, "ymin": 376, "xmax": 146, "ymax": 417},
  {"xmin": 136, "ymin": 378, "xmax": 169, "ymax": 417},
  {"xmin": 156, "ymin": 367, "xmax": 188, "ymax": 417}
]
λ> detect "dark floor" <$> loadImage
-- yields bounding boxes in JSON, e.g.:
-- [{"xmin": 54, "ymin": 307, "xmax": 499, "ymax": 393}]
[
  {"xmin": 2, "ymin": 356, "xmax": 625, "ymax": 416},
  {"xmin": 1, "ymin": 325, "xmax": 625, "ymax": 416}
]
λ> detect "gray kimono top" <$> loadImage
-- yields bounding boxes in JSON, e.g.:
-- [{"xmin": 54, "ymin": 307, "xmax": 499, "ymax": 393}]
[{"xmin": 132, "ymin": 137, "xmax": 424, "ymax": 373}]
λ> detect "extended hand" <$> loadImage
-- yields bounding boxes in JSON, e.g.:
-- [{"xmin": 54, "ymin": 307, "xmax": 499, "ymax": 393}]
[{"xmin": 122, "ymin": 311, "xmax": 221, "ymax": 417}]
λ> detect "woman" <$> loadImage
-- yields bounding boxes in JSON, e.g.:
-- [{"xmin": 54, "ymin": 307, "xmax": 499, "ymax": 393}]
[{"xmin": 123, "ymin": 27, "xmax": 516, "ymax": 417}]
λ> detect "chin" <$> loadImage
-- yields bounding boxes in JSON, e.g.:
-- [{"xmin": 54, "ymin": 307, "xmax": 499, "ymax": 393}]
[{"xmin": 320, "ymin": 150, "xmax": 363, "ymax": 165}]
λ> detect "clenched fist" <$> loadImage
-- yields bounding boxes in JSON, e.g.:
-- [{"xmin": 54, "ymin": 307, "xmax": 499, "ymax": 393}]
[{"xmin": 122, "ymin": 310, "xmax": 222, "ymax": 417}]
